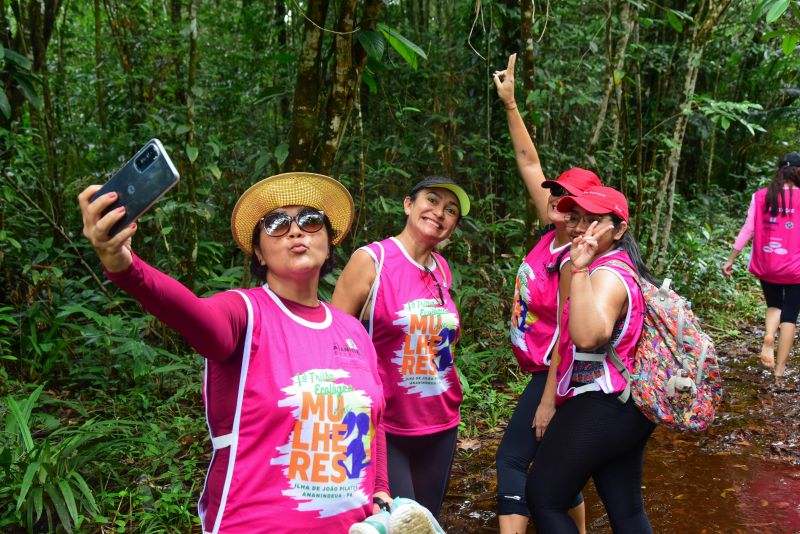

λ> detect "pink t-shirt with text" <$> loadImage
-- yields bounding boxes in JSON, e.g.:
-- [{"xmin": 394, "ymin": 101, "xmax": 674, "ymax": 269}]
[
  {"xmin": 361, "ymin": 238, "xmax": 462, "ymax": 436},
  {"xmin": 510, "ymin": 229, "xmax": 570, "ymax": 373},
  {"xmin": 107, "ymin": 254, "xmax": 387, "ymax": 533}
]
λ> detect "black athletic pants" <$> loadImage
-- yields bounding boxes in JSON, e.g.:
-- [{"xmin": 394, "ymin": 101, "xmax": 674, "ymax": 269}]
[
  {"xmin": 495, "ymin": 372, "xmax": 583, "ymax": 516},
  {"xmin": 760, "ymin": 280, "xmax": 800, "ymax": 324},
  {"xmin": 386, "ymin": 426, "xmax": 458, "ymax": 519},
  {"xmin": 527, "ymin": 391, "xmax": 656, "ymax": 534}
]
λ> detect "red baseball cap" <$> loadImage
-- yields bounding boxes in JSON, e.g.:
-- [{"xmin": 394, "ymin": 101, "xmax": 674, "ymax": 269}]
[
  {"xmin": 542, "ymin": 167, "xmax": 602, "ymax": 196},
  {"xmin": 556, "ymin": 186, "xmax": 629, "ymax": 222}
]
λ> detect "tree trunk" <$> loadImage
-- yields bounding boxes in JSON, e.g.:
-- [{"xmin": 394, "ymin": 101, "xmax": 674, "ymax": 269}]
[
  {"xmin": 649, "ymin": 0, "xmax": 732, "ymax": 270},
  {"xmin": 286, "ymin": 0, "xmax": 382, "ymax": 174},
  {"xmin": 520, "ymin": 0, "xmax": 541, "ymax": 252},
  {"xmin": 285, "ymin": 0, "xmax": 330, "ymax": 171},
  {"xmin": 184, "ymin": 0, "xmax": 199, "ymax": 282},
  {"xmin": 316, "ymin": 0, "xmax": 359, "ymax": 172},
  {"xmin": 586, "ymin": 0, "xmax": 634, "ymax": 175},
  {"xmin": 171, "ymin": 0, "xmax": 185, "ymax": 105},
  {"xmin": 94, "ymin": 0, "xmax": 106, "ymax": 130}
]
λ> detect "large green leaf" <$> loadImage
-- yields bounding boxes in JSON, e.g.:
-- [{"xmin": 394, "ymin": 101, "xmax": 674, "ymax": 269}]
[
  {"xmin": 357, "ymin": 30, "xmax": 385, "ymax": 59},
  {"xmin": 782, "ymin": 33, "xmax": 798, "ymax": 56},
  {"xmin": 1, "ymin": 47, "xmax": 32, "ymax": 69},
  {"xmin": 377, "ymin": 23, "xmax": 427, "ymax": 70},
  {"xmin": 362, "ymin": 69, "xmax": 377, "ymax": 94},
  {"xmin": 666, "ymin": 10, "xmax": 683, "ymax": 32},
  {"xmin": 45, "ymin": 483, "xmax": 73, "ymax": 534},
  {"xmin": 766, "ymin": 0, "xmax": 791, "ymax": 23},
  {"xmin": 274, "ymin": 143, "xmax": 289, "ymax": 166},
  {"xmin": 7, "ymin": 396, "xmax": 35, "ymax": 453},
  {"xmin": 14, "ymin": 76, "xmax": 41, "ymax": 110},
  {"xmin": 69, "ymin": 472, "xmax": 99, "ymax": 514},
  {"xmin": 57, "ymin": 479, "xmax": 78, "ymax": 525},
  {"xmin": 16, "ymin": 460, "xmax": 40, "ymax": 511},
  {"xmin": 0, "ymin": 88, "xmax": 10, "ymax": 119},
  {"xmin": 186, "ymin": 144, "xmax": 199, "ymax": 163}
]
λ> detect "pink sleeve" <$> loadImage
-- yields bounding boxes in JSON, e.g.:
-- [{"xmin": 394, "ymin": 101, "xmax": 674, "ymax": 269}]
[
  {"xmin": 373, "ymin": 424, "xmax": 389, "ymax": 495},
  {"xmin": 733, "ymin": 193, "xmax": 757, "ymax": 250},
  {"xmin": 106, "ymin": 252, "xmax": 247, "ymax": 361}
]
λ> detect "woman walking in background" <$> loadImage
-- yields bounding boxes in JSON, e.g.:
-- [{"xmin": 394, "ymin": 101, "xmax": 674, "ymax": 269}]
[
  {"xmin": 492, "ymin": 52, "xmax": 591, "ymax": 534},
  {"xmin": 723, "ymin": 152, "xmax": 800, "ymax": 378},
  {"xmin": 333, "ymin": 176, "xmax": 470, "ymax": 520}
]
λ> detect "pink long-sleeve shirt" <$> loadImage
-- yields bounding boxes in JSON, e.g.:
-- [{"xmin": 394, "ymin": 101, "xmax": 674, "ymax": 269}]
[{"xmin": 107, "ymin": 253, "xmax": 389, "ymax": 532}]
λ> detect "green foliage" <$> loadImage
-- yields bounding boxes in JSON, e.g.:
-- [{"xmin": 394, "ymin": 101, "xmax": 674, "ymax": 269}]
[
  {"xmin": 0, "ymin": 0, "xmax": 797, "ymax": 529},
  {"xmin": 693, "ymin": 96, "xmax": 767, "ymax": 135},
  {"xmin": 0, "ymin": 46, "xmax": 42, "ymax": 117},
  {"xmin": 0, "ymin": 386, "xmax": 146, "ymax": 532}
]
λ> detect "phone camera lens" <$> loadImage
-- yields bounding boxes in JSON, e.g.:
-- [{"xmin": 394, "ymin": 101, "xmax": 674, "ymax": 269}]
[{"xmin": 135, "ymin": 146, "xmax": 159, "ymax": 172}]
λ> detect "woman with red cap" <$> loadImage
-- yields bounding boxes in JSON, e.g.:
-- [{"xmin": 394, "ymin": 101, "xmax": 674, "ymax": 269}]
[
  {"xmin": 492, "ymin": 53, "xmax": 599, "ymax": 534},
  {"xmin": 526, "ymin": 186, "xmax": 658, "ymax": 533},
  {"xmin": 333, "ymin": 175, "xmax": 470, "ymax": 520},
  {"xmin": 723, "ymin": 152, "xmax": 800, "ymax": 378}
]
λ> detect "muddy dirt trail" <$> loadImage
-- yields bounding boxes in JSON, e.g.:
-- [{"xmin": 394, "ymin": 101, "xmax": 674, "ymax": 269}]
[{"xmin": 439, "ymin": 323, "xmax": 800, "ymax": 533}]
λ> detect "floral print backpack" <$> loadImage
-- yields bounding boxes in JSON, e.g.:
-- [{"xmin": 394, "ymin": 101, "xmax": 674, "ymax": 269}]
[{"xmin": 606, "ymin": 261, "xmax": 723, "ymax": 432}]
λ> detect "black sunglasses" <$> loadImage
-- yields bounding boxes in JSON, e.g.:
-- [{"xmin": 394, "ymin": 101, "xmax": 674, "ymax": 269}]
[
  {"xmin": 548, "ymin": 184, "xmax": 569, "ymax": 198},
  {"xmin": 423, "ymin": 266, "xmax": 445, "ymax": 306},
  {"xmin": 261, "ymin": 209, "xmax": 326, "ymax": 237}
]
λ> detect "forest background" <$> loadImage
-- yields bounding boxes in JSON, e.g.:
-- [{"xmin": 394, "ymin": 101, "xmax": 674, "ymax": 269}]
[{"xmin": 1, "ymin": 0, "xmax": 799, "ymax": 531}]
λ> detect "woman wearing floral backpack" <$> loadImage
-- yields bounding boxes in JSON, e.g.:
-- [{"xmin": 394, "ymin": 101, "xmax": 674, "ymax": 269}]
[
  {"xmin": 723, "ymin": 152, "xmax": 800, "ymax": 378},
  {"xmin": 527, "ymin": 186, "xmax": 658, "ymax": 533}
]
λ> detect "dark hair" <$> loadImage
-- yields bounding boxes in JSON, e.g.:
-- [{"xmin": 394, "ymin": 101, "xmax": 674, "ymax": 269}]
[
  {"xmin": 609, "ymin": 214, "xmax": 659, "ymax": 285},
  {"xmin": 764, "ymin": 164, "xmax": 800, "ymax": 217},
  {"xmin": 249, "ymin": 213, "xmax": 336, "ymax": 281}
]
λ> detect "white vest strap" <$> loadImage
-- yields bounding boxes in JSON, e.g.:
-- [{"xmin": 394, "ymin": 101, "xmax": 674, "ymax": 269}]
[
  {"xmin": 211, "ymin": 433, "xmax": 234, "ymax": 449},
  {"xmin": 573, "ymin": 351, "xmax": 606, "ymax": 362},
  {"xmin": 571, "ymin": 382, "xmax": 601, "ymax": 395}
]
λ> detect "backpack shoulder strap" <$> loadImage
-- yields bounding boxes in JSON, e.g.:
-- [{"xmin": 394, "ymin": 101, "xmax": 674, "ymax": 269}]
[
  {"xmin": 359, "ymin": 241, "xmax": 385, "ymax": 323},
  {"xmin": 606, "ymin": 343, "xmax": 632, "ymax": 404},
  {"xmin": 600, "ymin": 258, "xmax": 637, "ymax": 404}
]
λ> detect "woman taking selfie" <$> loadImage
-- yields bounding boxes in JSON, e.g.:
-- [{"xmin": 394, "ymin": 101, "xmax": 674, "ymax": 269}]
[
  {"xmin": 332, "ymin": 176, "xmax": 469, "ymax": 519},
  {"xmin": 79, "ymin": 172, "xmax": 390, "ymax": 533}
]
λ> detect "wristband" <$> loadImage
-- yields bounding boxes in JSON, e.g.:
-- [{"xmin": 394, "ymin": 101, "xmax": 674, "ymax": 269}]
[
  {"xmin": 373, "ymin": 496, "xmax": 391, "ymax": 512},
  {"xmin": 571, "ymin": 267, "xmax": 589, "ymax": 274},
  {"xmin": 504, "ymin": 100, "xmax": 517, "ymax": 110}
]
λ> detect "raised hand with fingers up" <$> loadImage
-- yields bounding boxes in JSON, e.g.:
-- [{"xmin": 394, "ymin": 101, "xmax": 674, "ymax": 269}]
[
  {"xmin": 569, "ymin": 219, "xmax": 615, "ymax": 271},
  {"xmin": 492, "ymin": 53, "xmax": 517, "ymax": 108}
]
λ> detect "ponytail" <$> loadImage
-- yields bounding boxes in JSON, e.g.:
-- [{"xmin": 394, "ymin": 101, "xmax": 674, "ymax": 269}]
[
  {"xmin": 610, "ymin": 214, "xmax": 659, "ymax": 286},
  {"xmin": 764, "ymin": 165, "xmax": 800, "ymax": 217}
]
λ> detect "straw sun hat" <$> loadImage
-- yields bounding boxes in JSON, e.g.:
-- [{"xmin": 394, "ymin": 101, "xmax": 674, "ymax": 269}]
[{"xmin": 231, "ymin": 172, "xmax": 354, "ymax": 254}]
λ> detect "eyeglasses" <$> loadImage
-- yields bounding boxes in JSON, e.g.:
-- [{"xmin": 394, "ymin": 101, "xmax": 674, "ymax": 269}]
[
  {"xmin": 548, "ymin": 184, "xmax": 569, "ymax": 198},
  {"xmin": 261, "ymin": 209, "xmax": 326, "ymax": 237},
  {"xmin": 423, "ymin": 266, "xmax": 445, "ymax": 306},
  {"xmin": 565, "ymin": 212, "xmax": 612, "ymax": 228}
]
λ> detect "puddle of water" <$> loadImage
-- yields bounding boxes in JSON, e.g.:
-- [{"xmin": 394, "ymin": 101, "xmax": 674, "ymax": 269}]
[
  {"xmin": 442, "ymin": 434, "xmax": 800, "ymax": 533},
  {"xmin": 440, "ymin": 331, "xmax": 800, "ymax": 533}
]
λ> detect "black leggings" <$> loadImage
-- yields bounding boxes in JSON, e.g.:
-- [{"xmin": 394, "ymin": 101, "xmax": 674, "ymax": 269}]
[
  {"xmin": 527, "ymin": 391, "xmax": 656, "ymax": 534},
  {"xmin": 386, "ymin": 426, "xmax": 458, "ymax": 519},
  {"xmin": 760, "ymin": 280, "xmax": 800, "ymax": 324},
  {"xmin": 495, "ymin": 372, "xmax": 583, "ymax": 516}
]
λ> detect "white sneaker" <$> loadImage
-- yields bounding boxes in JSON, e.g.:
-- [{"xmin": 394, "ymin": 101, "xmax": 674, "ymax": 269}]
[
  {"xmin": 389, "ymin": 498, "xmax": 445, "ymax": 534},
  {"xmin": 349, "ymin": 510, "xmax": 391, "ymax": 534}
]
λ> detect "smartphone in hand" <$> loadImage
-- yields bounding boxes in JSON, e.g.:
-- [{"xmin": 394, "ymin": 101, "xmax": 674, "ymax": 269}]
[{"xmin": 90, "ymin": 139, "xmax": 180, "ymax": 237}]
